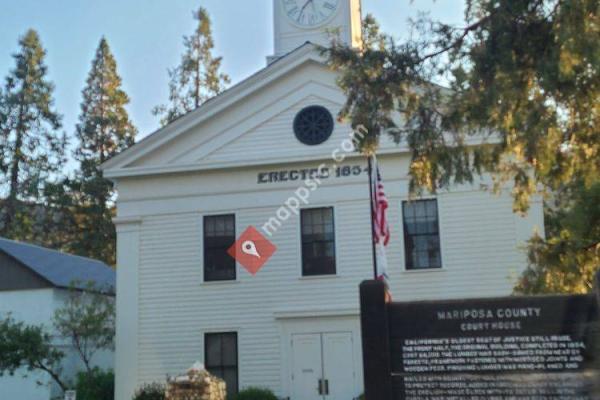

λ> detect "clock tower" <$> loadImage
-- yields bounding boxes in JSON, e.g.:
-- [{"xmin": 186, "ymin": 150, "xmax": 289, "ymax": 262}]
[{"xmin": 272, "ymin": 0, "xmax": 362, "ymax": 59}]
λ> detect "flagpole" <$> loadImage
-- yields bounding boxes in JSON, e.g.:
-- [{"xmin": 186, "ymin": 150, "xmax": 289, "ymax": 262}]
[{"xmin": 367, "ymin": 154, "xmax": 378, "ymax": 280}]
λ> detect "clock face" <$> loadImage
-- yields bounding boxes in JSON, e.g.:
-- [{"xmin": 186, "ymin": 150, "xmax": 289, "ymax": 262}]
[{"xmin": 282, "ymin": 0, "xmax": 340, "ymax": 28}]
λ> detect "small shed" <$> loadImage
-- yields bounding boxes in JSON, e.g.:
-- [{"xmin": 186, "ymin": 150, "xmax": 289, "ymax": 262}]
[{"xmin": 0, "ymin": 237, "xmax": 116, "ymax": 400}]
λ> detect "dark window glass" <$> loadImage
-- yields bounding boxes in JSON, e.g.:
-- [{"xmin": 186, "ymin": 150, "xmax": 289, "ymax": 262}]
[
  {"xmin": 205, "ymin": 333, "xmax": 238, "ymax": 397},
  {"xmin": 403, "ymin": 200, "xmax": 442, "ymax": 270},
  {"xmin": 301, "ymin": 207, "xmax": 336, "ymax": 276},
  {"xmin": 293, "ymin": 105, "xmax": 335, "ymax": 145},
  {"xmin": 204, "ymin": 215, "xmax": 236, "ymax": 281}
]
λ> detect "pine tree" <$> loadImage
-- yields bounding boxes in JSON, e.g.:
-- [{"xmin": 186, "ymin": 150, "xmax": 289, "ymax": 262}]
[
  {"xmin": 153, "ymin": 7, "xmax": 230, "ymax": 126},
  {"xmin": 0, "ymin": 30, "xmax": 66, "ymax": 239},
  {"xmin": 516, "ymin": 182, "xmax": 600, "ymax": 294},
  {"xmin": 70, "ymin": 37, "xmax": 137, "ymax": 264}
]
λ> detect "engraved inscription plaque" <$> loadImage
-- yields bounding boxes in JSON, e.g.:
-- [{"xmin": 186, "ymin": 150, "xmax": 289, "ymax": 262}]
[{"xmin": 359, "ymin": 275, "xmax": 600, "ymax": 400}]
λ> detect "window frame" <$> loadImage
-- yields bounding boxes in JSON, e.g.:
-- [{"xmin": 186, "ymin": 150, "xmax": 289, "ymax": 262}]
[
  {"xmin": 204, "ymin": 332, "xmax": 239, "ymax": 396},
  {"xmin": 203, "ymin": 214, "xmax": 237, "ymax": 282},
  {"xmin": 300, "ymin": 206, "xmax": 337, "ymax": 277},
  {"xmin": 402, "ymin": 199, "xmax": 443, "ymax": 271}
]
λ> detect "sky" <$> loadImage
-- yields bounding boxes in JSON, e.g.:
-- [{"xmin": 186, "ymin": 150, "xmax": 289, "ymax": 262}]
[{"xmin": 0, "ymin": 0, "xmax": 464, "ymax": 151}]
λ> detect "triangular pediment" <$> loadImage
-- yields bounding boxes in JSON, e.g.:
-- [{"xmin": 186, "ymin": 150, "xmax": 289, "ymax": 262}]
[
  {"xmin": 173, "ymin": 88, "xmax": 348, "ymax": 167},
  {"xmin": 102, "ymin": 45, "xmax": 357, "ymax": 178},
  {"xmin": 102, "ymin": 43, "xmax": 410, "ymax": 180}
]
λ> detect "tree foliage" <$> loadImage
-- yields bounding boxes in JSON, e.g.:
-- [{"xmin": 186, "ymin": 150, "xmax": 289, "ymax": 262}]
[
  {"xmin": 233, "ymin": 387, "xmax": 278, "ymax": 400},
  {"xmin": 53, "ymin": 283, "xmax": 116, "ymax": 373},
  {"xmin": 74, "ymin": 368, "xmax": 115, "ymax": 400},
  {"xmin": 0, "ymin": 29, "xmax": 66, "ymax": 239},
  {"xmin": 326, "ymin": 0, "xmax": 599, "ymax": 293},
  {"xmin": 0, "ymin": 316, "xmax": 67, "ymax": 392},
  {"xmin": 68, "ymin": 37, "xmax": 137, "ymax": 264},
  {"xmin": 0, "ymin": 284, "xmax": 115, "ymax": 395},
  {"xmin": 132, "ymin": 383, "xmax": 166, "ymax": 400},
  {"xmin": 153, "ymin": 7, "xmax": 230, "ymax": 126},
  {"xmin": 516, "ymin": 182, "xmax": 600, "ymax": 294}
]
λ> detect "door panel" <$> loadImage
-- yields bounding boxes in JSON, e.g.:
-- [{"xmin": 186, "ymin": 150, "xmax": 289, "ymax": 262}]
[
  {"xmin": 291, "ymin": 334, "xmax": 323, "ymax": 400},
  {"xmin": 323, "ymin": 332, "xmax": 355, "ymax": 400}
]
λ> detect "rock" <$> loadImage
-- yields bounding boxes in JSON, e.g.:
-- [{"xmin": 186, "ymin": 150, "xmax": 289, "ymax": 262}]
[{"xmin": 165, "ymin": 362, "xmax": 227, "ymax": 400}]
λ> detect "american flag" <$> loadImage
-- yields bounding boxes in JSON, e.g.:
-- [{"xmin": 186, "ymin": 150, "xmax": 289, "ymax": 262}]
[{"xmin": 370, "ymin": 155, "xmax": 390, "ymax": 283}]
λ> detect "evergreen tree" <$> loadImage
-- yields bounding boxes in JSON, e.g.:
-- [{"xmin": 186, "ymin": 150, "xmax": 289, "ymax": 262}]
[
  {"xmin": 326, "ymin": 0, "xmax": 600, "ymax": 293},
  {"xmin": 0, "ymin": 30, "xmax": 66, "ymax": 239},
  {"xmin": 71, "ymin": 38, "xmax": 137, "ymax": 264},
  {"xmin": 516, "ymin": 182, "xmax": 600, "ymax": 294},
  {"xmin": 153, "ymin": 7, "xmax": 230, "ymax": 126}
]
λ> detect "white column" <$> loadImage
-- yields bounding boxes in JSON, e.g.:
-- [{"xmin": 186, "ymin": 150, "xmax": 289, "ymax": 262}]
[{"xmin": 114, "ymin": 217, "xmax": 142, "ymax": 400}]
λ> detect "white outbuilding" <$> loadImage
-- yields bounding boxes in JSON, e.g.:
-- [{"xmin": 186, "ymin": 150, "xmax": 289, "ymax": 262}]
[{"xmin": 0, "ymin": 237, "xmax": 115, "ymax": 400}]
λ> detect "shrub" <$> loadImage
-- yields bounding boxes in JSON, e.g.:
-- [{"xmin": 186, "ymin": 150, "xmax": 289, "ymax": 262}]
[
  {"xmin": 233, "ymin": 387, "xmax": 278, "ymax": 400},
  {"xmin": 75, "ymin": 368, "xmax": 115, "ymax": 400},
  {"xmin": 132, "ymin": 383, "xmax": 166, "ymax": 400}
]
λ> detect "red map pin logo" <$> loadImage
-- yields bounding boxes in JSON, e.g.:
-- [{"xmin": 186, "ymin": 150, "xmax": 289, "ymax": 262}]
[{"xmin": 228, "ymin": 226, "xmax": 276, "ymax": 276}]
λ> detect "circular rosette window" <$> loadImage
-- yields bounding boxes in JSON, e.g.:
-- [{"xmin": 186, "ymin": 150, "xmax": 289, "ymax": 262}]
[{"xmin": 293, "ymin": 105, "xmax": 334, "ymax": 145}]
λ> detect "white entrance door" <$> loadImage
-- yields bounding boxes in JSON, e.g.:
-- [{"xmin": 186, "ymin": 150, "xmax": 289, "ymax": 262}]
[
  {"xmin": 291, "ymin": 334, "xmax": 323, "ymax": 400},
  {"xmin": 290, "ymin": 332, "xmax": 355, "ymax": 400},
  {"xmin": 322, "ymin": 332, "xmax": 355, "ymax": 400}
]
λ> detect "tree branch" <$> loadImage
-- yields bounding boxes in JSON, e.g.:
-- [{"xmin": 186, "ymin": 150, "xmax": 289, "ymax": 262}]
[
  {"xmin": 419, "ymin": 15, "xmax": 492, "ymax": 62},
  {"xmin": 33, "ymin": 362, "xmax": 67, "ymax": 393}
]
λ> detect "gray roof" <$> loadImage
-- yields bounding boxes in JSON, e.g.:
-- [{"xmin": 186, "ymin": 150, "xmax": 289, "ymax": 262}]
[{"xmin": 0, "ymin": 237, "xmax": 115, "ymax": 292}]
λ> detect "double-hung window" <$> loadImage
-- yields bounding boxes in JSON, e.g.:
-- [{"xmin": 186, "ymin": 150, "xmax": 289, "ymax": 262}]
[
  {"xmin": 205, "ymin": 332, "xmax": 238, "ymax": 396},
  {"xmin": 402, "ymin": 200, "xmax": 442, "ymax": 270},
  {"xmin": 204, "ymin": 215, "xmax": 236, "ymax": 281},
  {"xmin": 300, "ymin": 207, "xmax": 336, "ymax": 276}
]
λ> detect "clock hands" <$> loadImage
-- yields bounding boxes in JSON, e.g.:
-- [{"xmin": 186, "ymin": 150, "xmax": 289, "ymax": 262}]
[
  {"xmin": 298, "ymin": 0, "xmax": 314, "ymax": 23},
  {"xmin": 292, "ymin": 0, "xmax": 334, "ymax": 25}
]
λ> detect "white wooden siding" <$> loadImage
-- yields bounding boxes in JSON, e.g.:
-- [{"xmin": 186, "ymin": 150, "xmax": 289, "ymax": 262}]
[
  {"xmin": 131, "ymin": 170, "xmax": 539, "ymax": 395},
  {"xmin": 204, "ymin": 95, "xmax": 345, "ymax": 164}
]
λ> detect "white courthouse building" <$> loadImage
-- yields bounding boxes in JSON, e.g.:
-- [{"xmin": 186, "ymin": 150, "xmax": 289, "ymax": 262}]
[{"xmin": 103, "ymin": 1, "xmax": 544, "ymax": 399}]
